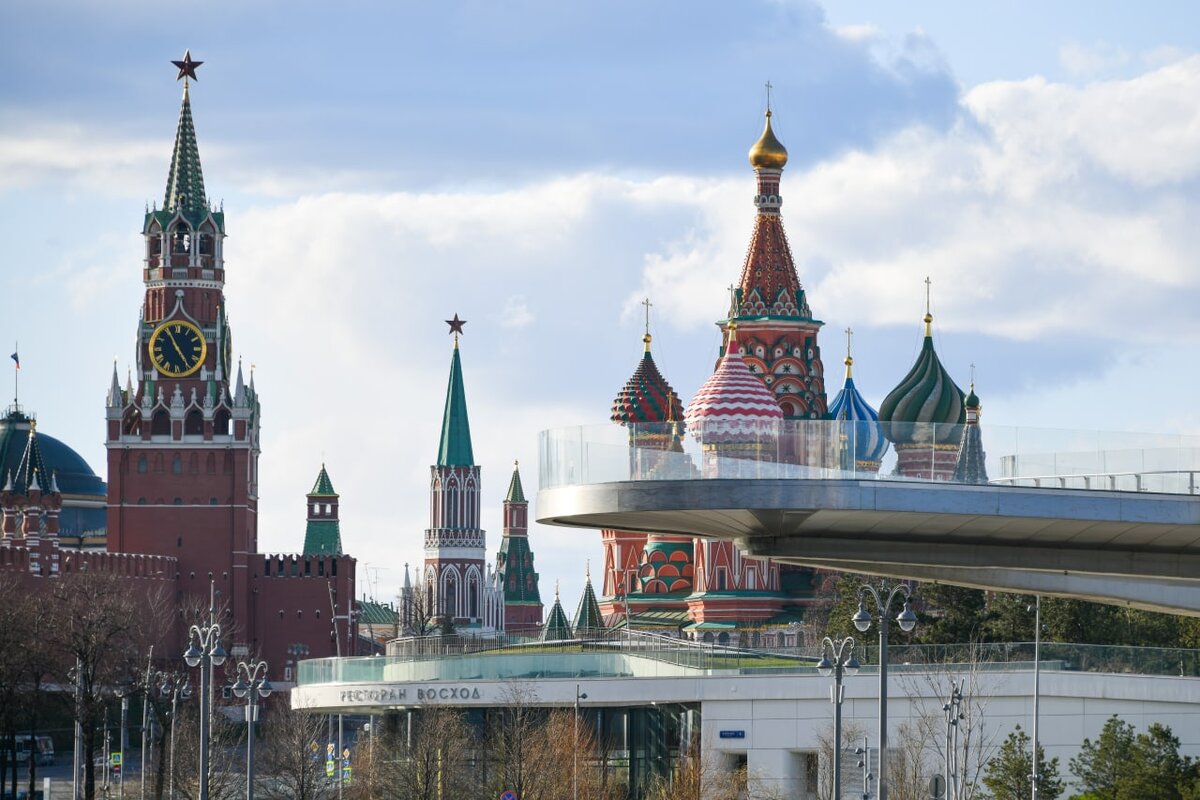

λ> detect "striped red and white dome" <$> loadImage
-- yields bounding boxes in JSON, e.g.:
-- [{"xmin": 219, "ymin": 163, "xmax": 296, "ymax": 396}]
[{"xmin": 685, "ymin": 336, "xmax": 783, "ymax": 443}]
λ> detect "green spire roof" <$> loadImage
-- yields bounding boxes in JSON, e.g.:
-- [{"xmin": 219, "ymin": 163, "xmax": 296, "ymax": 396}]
[
  {"xmin": 437, "ymin": 343, "xmax": 475, "ymax": 467},
  {"xmin": 572, "ymin": 572, "xmax": 605, "ymax": 637},
  {"xmin": 302, "ymin": 464, "xmax": 342, "ymax": 556},
  {"xmin": 309, "ymin": 464, "xmax": 337, "ymax": 497},
  {"xmin": 541, "ymin": 591, "xmax": 573, "ymax": 641},
  {"xmin": 164, "ymin": 86, "xmax": 209, "ymax": 219},
  {"xmin": 497, "ymin": 536, "xmax": 540, "ymax": 605},
  {"xmin": 505, "ymin": 463, "xmax": 526, "ymax": 503}
]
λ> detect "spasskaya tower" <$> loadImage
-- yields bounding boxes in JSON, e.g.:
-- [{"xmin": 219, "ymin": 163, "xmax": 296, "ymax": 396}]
[{"xmin": 105, "ymin": 52, "xmax": 261, "ymax": 644}]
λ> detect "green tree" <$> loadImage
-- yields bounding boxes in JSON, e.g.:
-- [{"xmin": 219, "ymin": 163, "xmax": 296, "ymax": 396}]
[
  {"xmin": 1070, "ymin": 716, "xmax": 1135, "ymax": 799},
  {"xmin": 1114, "ymin": 723, "xmax": 1191, "ymax": 799},
  {"xmin": 915, "ymin": 584, "xmax": 988, "ymax": 645},
  {"xmin": 980, "ymin": 593, "xmax": 1033, "ymax": 642},
  {"xmin": 981, "ymin": 725, "xmax": 1062, "ymax": 800}
]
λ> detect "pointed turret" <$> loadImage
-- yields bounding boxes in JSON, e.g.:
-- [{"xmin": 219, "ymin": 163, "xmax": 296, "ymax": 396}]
[
  {"xmin": 572, "ymin": 566, "xmax": 606, "ymax": 638},
  {"xmin": 505, "ymin": 464, "xmax": 526, "ymax": 504},
  {"xmin": 495, "ymin": 461, "xmax": 543, "ymax": 632},
  {"xmin": 302, "ymin": 464, "xmax": 342, "ymax": 555},
  {"xmin": 425, "ymin": 319, "xmax": 488, "ymax": 629},
  {"xmin": 953, "ymin": 382, "xmax": 988, "ymax": 484},
  {"xmin": 437, "ymin": 340, "xmax": 474, "ymax": 467},
  {"xmin": 107, "ymin": 362, "xmax": 123, "ymax": 409},
  {"xmin": 164, "ymin": 79, "xmax": 208, "ymax": 219},
  {"xmin": 541, "ymin": 584, "xmax": 573, "ymax": 641},
  {"xmin": 720, "ymin": 103, "xmax": 826, "ymax": 420}
]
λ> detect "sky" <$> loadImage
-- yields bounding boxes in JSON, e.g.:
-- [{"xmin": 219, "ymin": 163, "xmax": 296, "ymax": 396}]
[{"xmin": 4, "ymin": 0, "xmax": 1200, "ymax": 610}]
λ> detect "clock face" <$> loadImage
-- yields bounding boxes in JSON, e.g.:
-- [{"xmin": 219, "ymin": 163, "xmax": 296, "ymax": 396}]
[{"xmin": 149, "ymin": 320, "xmax": 207, "ymax": 378}]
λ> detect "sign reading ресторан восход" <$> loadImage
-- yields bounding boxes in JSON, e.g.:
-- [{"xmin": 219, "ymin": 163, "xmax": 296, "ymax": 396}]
[{"xmin": 338, "ymin": 685, "xmax": 485, "ymax": 705}]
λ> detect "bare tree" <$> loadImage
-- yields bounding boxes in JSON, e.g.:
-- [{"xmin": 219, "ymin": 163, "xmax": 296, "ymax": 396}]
[
  {"xmin": 814, "ymin": 719, "xmax": 868, "ymax": 800},
  {"xmin": 643, "ymin": 744, "xmax": 786, "ymax": 800},
  {"xmin": 258, "ymin": 699, "xmax": 335, "ymax": 800},
  {"xmin": 49, "ymin": 569, "xmax": 147, "ymax": 799},
  {"xmin": 898, "ymin": 641, "xmax": 1002, "ymax": 800}
]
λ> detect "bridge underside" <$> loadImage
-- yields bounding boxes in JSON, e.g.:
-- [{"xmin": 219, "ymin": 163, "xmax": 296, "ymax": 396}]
[{"xmin": 536, "ymin": 479, "xmax": 1200, "ymax": 616}]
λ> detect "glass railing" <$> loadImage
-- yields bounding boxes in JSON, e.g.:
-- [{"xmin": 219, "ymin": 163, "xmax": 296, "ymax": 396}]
[
  {"xmin": 538, "ymin": 421, "xmax": 1200, "ymax": 494},
  {"xmin": 296, "ymin": 636, "xmax": 1200, "ymax": 687}
]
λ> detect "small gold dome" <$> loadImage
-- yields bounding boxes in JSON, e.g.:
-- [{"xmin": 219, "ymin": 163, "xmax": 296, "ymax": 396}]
[{"xmin": 748, "ymin": 110, "xmax": 788, "ymax": 170}]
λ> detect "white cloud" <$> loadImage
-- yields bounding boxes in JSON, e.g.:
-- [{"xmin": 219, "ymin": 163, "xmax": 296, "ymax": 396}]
[{"xmin": 835, "ymin": 23, "xmax": 881, "ymax": 44}]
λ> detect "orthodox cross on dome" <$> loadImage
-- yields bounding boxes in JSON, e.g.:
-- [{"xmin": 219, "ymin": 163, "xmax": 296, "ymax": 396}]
[
  {"xmin": 641, "ymin": 298, "xmax": 653, "ymax": 337},
  {"xmin": 727, "ymin": 283, "xmax": 739, "ymax": 317},
  {"xmin": 924, "ymin": 275, "xmax": 934, "ymax": 335},
  {"xmin": 970, "ymin": 362, "xmax": 976, "ymax": 388},
  {"xmin": 844, "ymin": 326, "xmax": 854, "ymax": 375},
  {"xmin": 765, "ymin": 80, "xmax": 774, "ymax": 112},
  {"xmin": 445, "ymin": 313, "xmax": 467, "ymax": 344},
  {"xmin": 172, "ymin": 49, "xmax": 203, "ymax": 87}
]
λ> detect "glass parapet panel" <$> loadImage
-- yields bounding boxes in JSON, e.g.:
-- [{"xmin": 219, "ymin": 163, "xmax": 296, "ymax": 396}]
[
  {"xmin": 296, "ymin": 634, "xmax": 1200, "ymax": 686},
  {"xmin": 538, "ymin": 421, "xmax": 1200, "ymax": 495}
]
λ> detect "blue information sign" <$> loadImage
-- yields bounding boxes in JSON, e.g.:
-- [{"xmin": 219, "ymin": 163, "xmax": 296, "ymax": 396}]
[
  {"xmin": 501, "ymin": 791, "xmax": 518, "ymax": 800},
  {"xmin": 719, "ymin": 730, "xmax": 746, "ymax": 739}
]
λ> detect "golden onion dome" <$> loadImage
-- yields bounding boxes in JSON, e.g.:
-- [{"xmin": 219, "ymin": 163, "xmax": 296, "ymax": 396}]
[{"xmin": 748, "ymin": 110, "xmax": 788, "ymax": 170}]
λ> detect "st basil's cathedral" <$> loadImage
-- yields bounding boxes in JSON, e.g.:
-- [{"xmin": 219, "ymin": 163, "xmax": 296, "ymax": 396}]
[{"xmin": 597, "ymin": 107, "xmax": 986, "ymax": 645}]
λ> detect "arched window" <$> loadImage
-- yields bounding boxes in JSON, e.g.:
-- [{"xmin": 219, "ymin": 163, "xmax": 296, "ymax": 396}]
[
  {"xmin": 184, "ymin": 409, "xmax": 203, "ymax": 436},
  {"xmin": 137, "ymin": 455, "xmax": 148, "ymax": 474},
  {"xmin": 213, "ymin": 409, "xmax": 231, "ymax": 436},
  {"xmin": 172, "ymin": 455, "xmax": 183, "ymax": 475},
  {"xmin": 172, "ymin": 224, "xmax": 191, "ymax": 253},
  {"xmin": 444, "ymin": 577, "xmax": 458, "ymax": 618},
  {"xmin": 151, "ymin": 409, "xmax": 170, "ymax": 436}
]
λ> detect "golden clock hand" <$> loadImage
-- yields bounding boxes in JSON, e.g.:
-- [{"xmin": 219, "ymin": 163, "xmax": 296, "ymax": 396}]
[{"xmin": 164, "ymin": 328, "xmax": 189, "ymax": 363}]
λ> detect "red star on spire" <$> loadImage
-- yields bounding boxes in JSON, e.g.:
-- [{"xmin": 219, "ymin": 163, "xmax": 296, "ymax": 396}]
[
  {"xmin": 446, "ymin": 314, "xmax": 467, "ymax": 336},
  {"xmin": 172, "ymin": 50, "xmax": 203, "ymax": 82}
]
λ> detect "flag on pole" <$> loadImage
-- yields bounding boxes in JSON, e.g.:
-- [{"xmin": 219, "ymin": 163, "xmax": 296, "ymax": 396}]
[{"xmin": 9, "ymin": 352, "xmax": 17, "ymax": 370}]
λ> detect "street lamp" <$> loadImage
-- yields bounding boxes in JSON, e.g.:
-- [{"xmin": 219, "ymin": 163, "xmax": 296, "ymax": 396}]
[
  {"xmin": 817, "ymin": 636, "xmax": 860, "ymax": 800},
  {"xmin": 160, "ymin": 673, "xmax": 191, "ymax": 800},
  {"xmin": 574, "ymin": 684, "xmax": 589, "ymax": 800},
  {"xmin": 183, "ymin": 621, "xmax": 226, "ymax": 800},
  {"xmin": 852, "ymin": 581, "xmax": 917, "ymax": 800},
  {"xmin": 231, "ymin": 659, "xmax": 272, "ymax": 800}
]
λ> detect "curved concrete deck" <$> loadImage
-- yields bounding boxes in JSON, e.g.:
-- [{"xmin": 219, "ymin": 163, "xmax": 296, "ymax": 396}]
[{"xmin": 537, "ymin": 479, "xmax": 1200, "ymax": 615}]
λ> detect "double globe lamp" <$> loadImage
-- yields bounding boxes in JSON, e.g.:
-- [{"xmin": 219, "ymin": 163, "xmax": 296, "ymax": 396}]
[
  {"xmin": 183, "ymin": 624, "xmax": 226, "ymax": 800},
  {"xmin": 816, "ymin": 637, "xmax": 861, "ymax": 800},
  {"xmin": 851, "ymin": 584, "xmax": 918, "ymax": 800}
]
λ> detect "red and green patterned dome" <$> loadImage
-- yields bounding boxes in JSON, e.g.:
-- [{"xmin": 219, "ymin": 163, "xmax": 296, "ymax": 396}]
[{"xmin": 611, "ymin": 335, "xmax": 684, "ymax": 426}]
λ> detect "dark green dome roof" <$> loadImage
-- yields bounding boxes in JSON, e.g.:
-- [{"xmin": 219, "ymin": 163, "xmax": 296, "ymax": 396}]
[
  {"xmin": 0, "ymin": 409, "xmax": 106, "ymax": 498},
  {"xmin": 878, "ymin": 332, "xmax": 965, "ymax": 445}
]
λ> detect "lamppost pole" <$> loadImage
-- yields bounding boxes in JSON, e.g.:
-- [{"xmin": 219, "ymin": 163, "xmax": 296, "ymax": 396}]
[
  {"xmin": 942, "ymin": 679, "xmax": 964, "ymax": 800},
  {"xmin": 140, "ymin": 647, "xmax": 154, "ymax": 800},
  {"xmin": 818, "ymin": 636, "xmax": 860, "ymax": 800},
  {"xmin": 853, "ymin": 581, "xmax": 917, "ymax": 800},
  {"xmin": 1031, "ymin": 595, "xmax": 1041, "ymax": 800},
  {"xmin": 160, "ymin": 673, "xmax": 190, "ymax": 800},
  {"xmin": 120, "ymin": 692, "xmax": 130, "ymax": 797},
  {"xmin": 183, "ymin": 621, "xmax": 226, "ymax": 800},
  {"xmin": 574, "ymin": 684, "xmax": 589, "ymax": 800},
  {"xmin": 231, "ymin": 659, "xmax": 272, "ymax": 800}
]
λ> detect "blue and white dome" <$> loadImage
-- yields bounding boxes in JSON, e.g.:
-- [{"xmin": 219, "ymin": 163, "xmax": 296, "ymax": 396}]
[{"xmin": 826, "ymin": 354, "xmax": 888, "ymax": 472}]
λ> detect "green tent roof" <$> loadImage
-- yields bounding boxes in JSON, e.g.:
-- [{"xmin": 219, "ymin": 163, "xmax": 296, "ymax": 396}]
[
  {"xmin": 309, "ymin": 464, "xmax": 337, "ymax": 497},
  {"xmin": 437, "ymin": 344, "xmax": 475, "ymax": 467},
  {"xmin": 505, "ymin": 463, "xmax": 526, "ymax": 503},
  {"xmin": 572, "ymin": 575, "xmax": 605, "ymax": 637},
  {"xmin": 541, "ymin": 595, "xmax": 573, "ymax": 641},
  {"xmin": 163, "ymin": 86, "xmax": 210, "ymax": 221}
]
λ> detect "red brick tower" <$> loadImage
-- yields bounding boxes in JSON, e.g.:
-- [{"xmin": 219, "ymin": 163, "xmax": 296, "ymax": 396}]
[
  {"xmin": 719, "ymin": 108, "xmax": 827, "ymax": 420},
  {"xmin": 105, "ymin": 56, "xmax": 260, "ymax": 647}
]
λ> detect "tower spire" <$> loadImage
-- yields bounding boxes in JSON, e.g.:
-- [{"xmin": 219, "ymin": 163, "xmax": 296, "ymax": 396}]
[
  {"xmin": 844, "ymin": 327, "xmax": 854, "ymax": 379},
  {"xmin": 437, "ymin": 329, "xmax": 474, "ymax": 467},
  {"xmin": 164, "ymin": 51, "xmax": 208, "ymax": 217}
]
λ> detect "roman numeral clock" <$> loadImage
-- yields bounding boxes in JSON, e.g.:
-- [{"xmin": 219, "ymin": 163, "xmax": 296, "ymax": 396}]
[{"xmin": 149, "ymin": 319, "xmax": 208, "ymax": 378}]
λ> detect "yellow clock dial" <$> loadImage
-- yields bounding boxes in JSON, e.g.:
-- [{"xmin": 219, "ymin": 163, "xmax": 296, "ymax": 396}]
[{"xmin": 149, "ymin": 320, "xmax": 207, "ymax": 378}]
